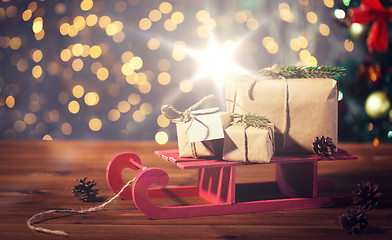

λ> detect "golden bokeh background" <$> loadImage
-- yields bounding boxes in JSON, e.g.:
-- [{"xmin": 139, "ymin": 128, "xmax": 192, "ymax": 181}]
[{"xmin": 0, "ymin": 0, "xmax": 359, "ymax": 144}]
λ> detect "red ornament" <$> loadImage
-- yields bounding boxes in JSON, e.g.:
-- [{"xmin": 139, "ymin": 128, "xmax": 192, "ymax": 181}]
[{"xmin": 351, "ymin": 0, "xmax": 392, "ymax": 53}]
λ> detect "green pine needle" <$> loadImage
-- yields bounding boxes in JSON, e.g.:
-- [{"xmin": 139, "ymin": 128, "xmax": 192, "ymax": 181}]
[
  {"xmin": 240, "ymin": 113, "xmax": 269, "ymax": 128},
  {"xmin": 260, "ymin": 65, "xmax": 346, "ymax": 79}
]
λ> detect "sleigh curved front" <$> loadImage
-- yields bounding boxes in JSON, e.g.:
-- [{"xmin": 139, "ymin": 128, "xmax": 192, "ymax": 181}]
[{"xmin": 106, "ymin": 152, "xmax": 143, "ymax": 200}]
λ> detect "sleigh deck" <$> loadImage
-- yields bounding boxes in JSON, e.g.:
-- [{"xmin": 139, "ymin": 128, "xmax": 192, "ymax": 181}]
[{"xmin": 106, "ymin": 149, "xmax": 357, "ymax": 219}]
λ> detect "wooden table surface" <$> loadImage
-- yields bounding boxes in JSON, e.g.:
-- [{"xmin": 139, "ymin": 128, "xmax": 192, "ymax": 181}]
[{"xmin": 0, "ymin": 141, "xmax": 391, "ymax": 240}]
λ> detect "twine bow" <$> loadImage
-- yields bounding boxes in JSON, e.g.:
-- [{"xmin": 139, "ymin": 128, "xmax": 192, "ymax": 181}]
[
  {"xmin": 161, "ymin": 95, "xmax": 214, "ymax": 124},
  {"xmin": 258, "ymin": 64, "xmax": 281, "ymax": 78}
]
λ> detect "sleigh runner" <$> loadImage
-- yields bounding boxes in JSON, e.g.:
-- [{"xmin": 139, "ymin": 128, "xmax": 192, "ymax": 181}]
[{"xmin": 106, "ymin": 149, "xmax": 357, "ymax": 219}]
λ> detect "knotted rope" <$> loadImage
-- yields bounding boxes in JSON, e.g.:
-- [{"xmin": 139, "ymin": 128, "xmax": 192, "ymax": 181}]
[{"xmin": 27, "ymin": 167, "xmax": 148, "ymax": 237}]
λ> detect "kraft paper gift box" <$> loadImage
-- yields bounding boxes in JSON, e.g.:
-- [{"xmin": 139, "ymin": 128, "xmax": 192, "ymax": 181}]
[
  {"xmin": 176, "ymin": 107, "xmax": 224, "ymax": 158},
  {"xmin": 222, "ymin": 118, "xmax": 275, "ymax": 163},
  {"xmin": 226, "ymin": 78, "xmax": 337, "ymax": 154}
]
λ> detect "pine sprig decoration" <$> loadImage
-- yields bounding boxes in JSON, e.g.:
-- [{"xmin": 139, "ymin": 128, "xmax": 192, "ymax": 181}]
[
  {"xmin": 312, "ymin": 136, "xmax": 336, "ymax": 158},
  {"xmin": 260, "ymin": 65, "xmax": 346, "ymax": 79},
  {"xmin": 353, "ymin": 181, "xmax": 383, "ymax": 210},
  {"xmin": 239, "ymin": 113, "xmax": 269, "ymax": 128},
  {"xmin": 72, "ymin": 177, "xmax": 99, "ymax": 202},
  {"xmin": 339, "ymin": 207, "xmax": 369, "ymax": 235}
]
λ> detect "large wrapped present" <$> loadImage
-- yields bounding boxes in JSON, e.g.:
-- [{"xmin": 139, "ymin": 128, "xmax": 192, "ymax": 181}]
[
  {"xmin": 222, "ymin": 113, "xmax": 274, "ymax": 163},
  {"xmin": 226, "ymin": 72, "xmax": 338, "ymax": 154},
  {"xmin": 162, "ymin": 95, "xmax": 224, "ymax": 158}
]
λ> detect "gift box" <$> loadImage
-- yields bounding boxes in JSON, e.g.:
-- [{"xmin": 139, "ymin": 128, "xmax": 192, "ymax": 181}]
[
  {"xmin": 175, "ymin": 107, "xmax": 224, "ymax": 158},
  {"xmin": 161, "ymin": 95, "xmax": 225, "ymax": 158},
  {"xmin": 222, "ymin": 115, "xmax": 274, "ymax": 163},
  {"xmin": 226, "ymin": 77, "xmax": 337, "ymax": 154}
]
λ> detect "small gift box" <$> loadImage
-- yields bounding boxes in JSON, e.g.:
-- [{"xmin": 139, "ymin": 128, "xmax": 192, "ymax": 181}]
[
  {"xmin": 226, "ymin": 66, "xmax": 339, "ymax": 154},
  {"xmin": 162, "ymin": 95, "xmax": 224, "ymax": 158},
  {"xmin": 222, "ymin": 113, "xmax": 275, "ymax": 163}
]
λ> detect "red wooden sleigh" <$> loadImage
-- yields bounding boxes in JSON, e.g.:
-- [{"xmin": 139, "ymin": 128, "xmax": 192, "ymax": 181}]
[{"xmin": 106, "ymin": 149, "xmax": 357, "ymax": 219}]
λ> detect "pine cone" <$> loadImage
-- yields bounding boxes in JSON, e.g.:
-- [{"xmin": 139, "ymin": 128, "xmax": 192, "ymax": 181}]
[
  {"xmin": 72, "ymin": 177, "xmax": 99, "ymax": 202},
  {"xmin": 353, "ymin": 181, "xmax": 382, "ymax": 210},
  {"xmin": 312, "ymin": 136, "xmax": 336, "ymax": 158},
  {"xmin": 339, "ymin": 207, "xmax": 369, "ymax": 235}
]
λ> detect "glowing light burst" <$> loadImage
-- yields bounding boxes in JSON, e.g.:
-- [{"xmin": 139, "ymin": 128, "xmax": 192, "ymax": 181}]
[{"xmin": 187, "ymin": 35, "xmax": 251, "ymax": 88}]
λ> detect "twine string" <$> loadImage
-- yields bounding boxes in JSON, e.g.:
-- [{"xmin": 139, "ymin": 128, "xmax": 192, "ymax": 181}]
[
  {"xmin": 225, "ymin": 99, "xmax": 247, "ymax": 113},
  {"xmin": 282, "ymin": 77, "xmax": 289, "ymax": 151},
  {"xmin": 246, "ymin": 65, "xmax": 289, "ymax": 151},
  {"xmin": 190, "ymin": 142, "xmax": 198, "ymax": 158},
  {"xmin": 247, "ymin": 64, "xmax": 281, "ymax": 100},
  {"xmin": 243, "ymin": 125, "xmax": 249, "ymax": 163},
  {"xmin": 27, "ymin": 167, "xmax": 148, "ymax": 237},
  {"xmin": 229, "ymin": 113, "xmax": 251, "ymax": 163}
]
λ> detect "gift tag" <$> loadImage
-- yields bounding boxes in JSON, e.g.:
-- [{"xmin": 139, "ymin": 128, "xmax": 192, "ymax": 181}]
[{"xmin": 186, "ymin": 107, "xmax": 224, "ymax": 143}]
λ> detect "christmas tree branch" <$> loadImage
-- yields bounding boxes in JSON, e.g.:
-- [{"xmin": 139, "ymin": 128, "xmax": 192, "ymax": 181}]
[{"xmin": 259, "ymin": 65, "xmax": 346, "ymax": 79}]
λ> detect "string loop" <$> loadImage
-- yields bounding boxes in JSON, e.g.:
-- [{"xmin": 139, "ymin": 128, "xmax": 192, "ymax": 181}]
[{"xmin": 27, "ymin": 167, "xmax": 148, "ymax": 237}]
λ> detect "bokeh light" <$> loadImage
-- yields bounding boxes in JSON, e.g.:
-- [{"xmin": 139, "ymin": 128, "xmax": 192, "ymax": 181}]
[
  {"xmin": 344, "ymin": 39, "xmax": 354, "ymax": 52},
  {"xmin": 72, "ymin": 85, "xmax": 85, "ymax": 98},
  {"xmin": 108, "ymin": 109, "xmax": 121, "ymax": 121},
  {"xmin": 32, "ymin": 49, "xmax": 43, "ymax": 62},
  {"xmin": 319, "ymin": 24, "xmax": 330, "ymax": 36},
  {"xmin": 148, "ymin": 38, "xmax": 160, "ymax": 50},
  {"xmin": 86, "ymin": 14, "xmax": 98, "ymax": 26},
  {"xmin": 89, "ymin": 118, "xmax": 102, "ymax": 131},
  {"xmin": 32, "ymin": 17, "xmax": 43, "ymax": 33},
  {"xmin": 84, "ymin": 92, "xmax": 99, "ymax": 106},
  {"xmin": 89, "ymin": 45, "xmax": 102, "ymax": 58},
  {"xmin": 155, "ymin": 131, "xmax": 169, "ymax": 145},
  {"xmin": 61, "ymin": 122, "xmax": 72, "ymax": 135},
  {"xmin": 179, "ymin": 79, "xmax": 193, "ymax": 93},
  {"xmin": 32, "ymin": 65, "xmax": 43, "ymax": 78},
  {"xmin": 133, "ymin": 110, "xmax": 146, "ymax": 122},
  {"xmin": 97, "ymin": 67, "xmax": 109, "ymax": 80},
  {"xmin": 117, "ymin": 101, "xmax": 131, "ymax": 113},
  {"xmin": 140, "ymin": 103, "xmax": 153, "ymax": 115},
  {"xmin": 139, "ymin": 18, "xmax": 152, "ymax": 30},
  {"xmin": 9, "ymin": 37, "xmax": 22, "ymax": 50},
  {"xmin": 279, "ymin": 3, "xmax": 294, "ymax": 23},
  {"xmin": 159, "ymin": 2, "xmax": 172, "ymax": 14},
  {"xmin": 68, "ymin": 100, "xmax": 80, "ymax": 114},
  {"xmin": 149, "ymin": 10, "xmax": 162, "ymax": 22},
  {"xmin": 6, "ymin": 96, "xmax": 15, "ymax": 108},
  {"xmin": 128, "ymin": 93, "xmax": 141, "ymax": 105},
  {"xmin": 158, "ymin": 72, "xmax": 171, "ymax": 85},
  {"xmin": 157, "ymin": 114, "xmax": 170, "ymax": 128}
]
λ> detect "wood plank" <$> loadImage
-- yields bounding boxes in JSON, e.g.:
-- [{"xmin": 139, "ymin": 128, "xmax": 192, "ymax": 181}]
[
  {"xmin": 155, "ymin": 148, "xmax": 357, "ymax": 169},
  {"xmin": 0, "ymin": 141, "xmax": 391, "ymax": 239}
]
